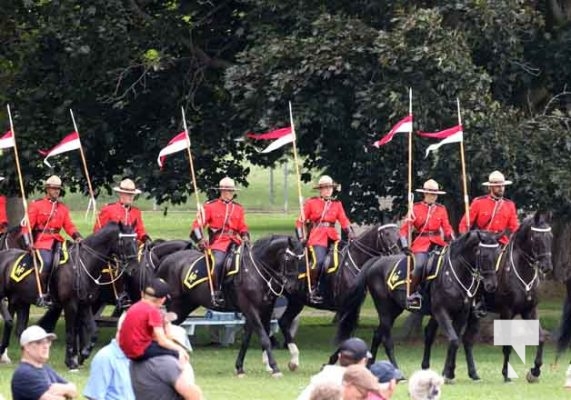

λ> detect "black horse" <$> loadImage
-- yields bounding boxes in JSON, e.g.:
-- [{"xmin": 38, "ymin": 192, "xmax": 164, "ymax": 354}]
[
  {"xmin": 458, "ymin": 212, "xmax": 553, "ymax": 383},
  {"xmin": 0, "ymin": 222, "xmax": 140, "ymax": 369},
  {"xmin": 0, "ymin": 226, "xmax": 26, "ymax": 250},
  {"xmin": 335, "ymin": 230, "xmax": 500, "ymax": 381},
  {"xmin": 278, "ymin": 223, "xmax": 400, "ymax": 370},
  {"xmin": 157, "ymin": 235, "xmax": 303, "ymax": 376},
  {"xmin": 556, "ymin": 277, "xmax": 571, "ymax": 387}
]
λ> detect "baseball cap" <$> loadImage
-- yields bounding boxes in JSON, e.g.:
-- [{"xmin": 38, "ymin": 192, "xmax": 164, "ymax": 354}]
[
  {"xmin": 337, "ymin": 337, "xmax": 372, "ymax": 361},
  {"xmin": 343, "ymin": 365, "xmax": 380, "ymax": 392},
  {"xmin": 20, "ymin": 325, "xmax": 56, "ymax": 347},
  {"xmin": 144, "ymin": 278, "xmax": 171, "ymax": 298},
  {"xmin": 369, "ymin": 360, "xmax": 403, "ymax": 383}
]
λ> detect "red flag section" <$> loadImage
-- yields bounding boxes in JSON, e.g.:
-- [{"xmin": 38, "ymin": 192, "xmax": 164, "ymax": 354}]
[
  {"xmin": 158, "ymin": 131, "xmax": 190, "ymax": 168},
  {"xmin": 0, "ymin": 130, "xmax": 14, "ymax": 149},
  {"xmin": 246, "ymin": 127, "xmax": 292, "ymax": 140},
  {"xmin": 41, "ymin": 132, "xmax": 82, "ymax": 167},
  {"xmin": 417, "ymin": 124, "xmax": 463, "ymax": 139},
  {"xmin": 372, "ymin": 115, "xmax": 413, "ymax": 147}
]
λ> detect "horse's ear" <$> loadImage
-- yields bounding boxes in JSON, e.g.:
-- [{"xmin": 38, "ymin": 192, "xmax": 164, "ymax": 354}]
[
  {"xmin": 288, "ymin": 236, "xmax": 294, "ymax": 248},
  {"xmin": 533, "ymin": 211, "xmax": 541, "ymax": 225}
]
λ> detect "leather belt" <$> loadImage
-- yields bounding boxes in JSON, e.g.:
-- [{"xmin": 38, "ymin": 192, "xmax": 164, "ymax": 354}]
[
  {"xmin": 313, "ymin": 222, "xmax": 335, "ymax": 228},
  {"xmin": 418, "ymin": 231, "xmax": 439, "ymax": 237},
  {"xmin": 34, "ymin": 228, "xmax": 60, "ymax": 234}
]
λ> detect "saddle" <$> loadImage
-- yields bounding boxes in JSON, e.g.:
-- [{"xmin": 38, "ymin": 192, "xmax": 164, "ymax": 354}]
[
  {"xmin": 298, "ymin": 241, "xmax": 341, "ymax": 280},
  {"xmin": 9, "ymin": 242, "xmax": 70, "ymax": 283},
  {"xmin": 183, "ymin": 246, "xmax": 242, "ymax": 290},
  {"xmin": 386, "ymin": 247, "xmax": 447, "ymax": 291}
]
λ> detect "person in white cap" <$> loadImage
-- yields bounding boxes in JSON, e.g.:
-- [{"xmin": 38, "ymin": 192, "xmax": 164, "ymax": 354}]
[
  {"xmin": 94, "ymin": 178, "xmax": 151, "ymax": 245},
  {"xmin": 11, "ymin": 325, "xmax": 77, "ymax": 400},
  {"xmin": 295, "ymin": 175, "xmax": 354, "ymax": 303},
  {"xmin": 190, "ymin": 177, "xmax": 250, "ymax": 307},
  {"xmin": 399, "ymin": 179, "xmax": 454, "ymax": 310},
  {"xmin": 458, "ymin": 170, "xmax": 519, "ymax": 317},
  {"xmin": 22, "ymin": 175, "xmax": 83, "ymax": 307}
]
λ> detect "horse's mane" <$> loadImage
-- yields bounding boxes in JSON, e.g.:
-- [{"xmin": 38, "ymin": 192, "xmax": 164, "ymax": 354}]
[
  {"xmin": 252, "ymin": 235, "xmax": 291, "ymax": 258},
  {"xmin": 84, "ymin": 221, "xmax": 124, "ymax": 248}
]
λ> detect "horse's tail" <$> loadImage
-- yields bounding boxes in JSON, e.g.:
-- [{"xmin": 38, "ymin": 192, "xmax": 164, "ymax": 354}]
[
  {"xmin": 334, "ymin": 256, "xmax": 378, "ymax": 345},
  {"xmin": 556, "ymin": 277, "xmax": 571, "ymax": 361}
]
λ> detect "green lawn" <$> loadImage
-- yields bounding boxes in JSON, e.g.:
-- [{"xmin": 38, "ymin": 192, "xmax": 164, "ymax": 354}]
[{"xmin": 0, "ymin": 211, "xmax": 569, "ymax": 399}]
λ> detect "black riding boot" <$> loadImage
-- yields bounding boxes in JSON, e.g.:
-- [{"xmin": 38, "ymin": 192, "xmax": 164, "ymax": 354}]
[
  {"xmin": 213, "ymin": 261, "xmax": 225, "ymax": 307},
  {"xmin": 310, "ymin": 270, "xmax": 324, "ymax": 304},
  {"xmin": 406, "ymin": 274, "xmax": 423, "ymax": 310}
]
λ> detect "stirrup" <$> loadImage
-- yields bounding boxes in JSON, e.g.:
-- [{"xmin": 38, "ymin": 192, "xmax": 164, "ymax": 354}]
[
  {"xmin": 116, "ymin": 293, "xmax": 132, "ymax": 310},
  {"xmin": 36, "ymin": 294, "xmax": 53, "ymax": 308},
  {"xmin": 212, "ymin": 291, "xmax": 225, "ymax": 307},
  {"xmin": 406, "ymin": 293, "xmax": 422, "ymax": 311},
  {"xmin": 472, "ymin": 301, "xmax": 487, "ymax": 319},
  {"xmin": 309, "ymin": 290, "xmax": 324, "ymax": 304}
]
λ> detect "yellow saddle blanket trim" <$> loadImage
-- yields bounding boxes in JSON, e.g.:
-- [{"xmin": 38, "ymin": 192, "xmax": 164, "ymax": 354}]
[
  {"xmin": 10, "ymin": 251, "xmax": 44, "ymax": 283},
  {"xmin": 183, "ymin": 252, "xmax": 215, "ymax": 290},
  {"xmin": 386, "ymin": 247, "xmax": 448, "ymax": 291},
  {"xmin": 298, "ymin": 242, "xmax": 339, "ymax": 280},
  {"xmin": 227, "ymin": 247, "xmax": 241, "ymax": 277}
]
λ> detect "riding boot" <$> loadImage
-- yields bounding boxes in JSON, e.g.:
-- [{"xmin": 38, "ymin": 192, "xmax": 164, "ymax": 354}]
[
  {"xmin": 310, "ymin": 272, "xmax": 324, "ymax": 304},
  {"xmin": 472, "ymin": 296, "xmax": 487, "ymax": 319},
  {"xmin": 116, "ymin": 291, "xmax": 132, "ymax": 309},
  {"xmin": 213, "ymin": 262, "xmax": 225, "ymax": 307},
  {"xmin": 406, "ymin": 274, "xmax": 423, "ymax": 311}
]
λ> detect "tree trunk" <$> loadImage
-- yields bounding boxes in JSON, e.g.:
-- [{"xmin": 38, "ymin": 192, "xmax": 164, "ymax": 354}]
[{"xmin": 6, "ymin": 196, "xmax": 24, "ymax": 229}]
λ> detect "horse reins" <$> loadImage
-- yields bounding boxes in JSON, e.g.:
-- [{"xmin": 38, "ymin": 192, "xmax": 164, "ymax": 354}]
[{"xmin": 448, "ymin": 241, "xmax": 499, "ymax": 299}]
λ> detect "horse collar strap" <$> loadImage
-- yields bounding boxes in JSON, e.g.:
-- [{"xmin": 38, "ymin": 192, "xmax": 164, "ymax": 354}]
[
  {"xmin": 531, "ymin": 227, "xmax": 551, "ymax": 233},
  {"xmin": 378, "ymin": 223, "xmax": 398, "ymax": 231},
  {"xmin": 478, "ymin": 243, "xmax": 500, "ymax": 249},
  {"xmin": 119, "ymin": 233, "xmax": 137, "ymax": 238}
]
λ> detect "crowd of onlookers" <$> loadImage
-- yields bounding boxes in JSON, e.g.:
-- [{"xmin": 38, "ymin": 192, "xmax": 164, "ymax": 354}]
[{"xmin": 8, "ymin": 278, "xmax": 444, "ymax": 400}]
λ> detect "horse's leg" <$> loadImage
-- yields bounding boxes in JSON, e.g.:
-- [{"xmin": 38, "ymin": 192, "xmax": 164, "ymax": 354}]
[
  {"xmin": 462, "ymin": 311, "xmax": 481, "ymax": 380},
  {"xmin": 63, "ymin": 302, "xmax": 80, "ymax": 370},
  {"xmin": 37, "ymin": 305, "xmax": 63, "ymax": 332},
  {"xmin": 524, "ymin": 307, "xmax": 544, "ymax": 383},
  {"xmin": 244, "ymin": 306, "xmax": 281, "ymax": 377},
  {"xmin": 79, "ymin": 305, "xmax": 97, "ymax": 365},
  {"xmin": 0, "ymin": 300, "xmax": 14, "ymax": 363},
  {"xmin": 236, "ymin": 321, "xmax": 253, "ymax": 377},
  {"xmin": 380, "ymin": 308, "xmax": 401, "ymax": 368},
  {"xmin": 500, "ymin": 311, "xmax": 515, "ymax": 382},
  {"xmin": 433, "ymin": 308, "xmax": 460, "ymax": 383},
  {"xmin": 277, "ymin": 299, "xmax": 303, "ymax": 371},
  {"xmin": 422, "ymin": 317, "xmax": 439, "ymax": 370},
  {"xmin": 15, "ymin": 304, "xmax": 30, "ymax": 338}
]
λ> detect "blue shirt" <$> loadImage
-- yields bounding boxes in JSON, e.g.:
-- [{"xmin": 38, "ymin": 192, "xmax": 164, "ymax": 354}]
[
  {"xmin": 83, "ymin": 339, "xmax": 135, "ymax": 400},
  {"xmin": 11, "ymin": 361, "xmax": 67, "ymax": 400}
]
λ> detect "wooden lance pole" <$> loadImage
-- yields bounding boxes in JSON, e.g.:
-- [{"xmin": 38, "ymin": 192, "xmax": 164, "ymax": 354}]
[{"xmin": 405, "ymin": 88, "xmax": 414, "ymax": 300}]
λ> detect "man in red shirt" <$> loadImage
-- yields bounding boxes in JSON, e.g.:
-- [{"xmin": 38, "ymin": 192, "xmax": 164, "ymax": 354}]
[
  {"xmin": 190, "ymin": 177, "xmax": 249, "ymax": 306},
  {"xmin": 295, "ymin": 175, "xmax": 354, "ymax": 303},
  {"xmin": 23, "ymin": 175, "xmax": 82, "ymax": 306},
  {"xmin": 119, "ymin": 278, "xmax": 187, "ymax": 362},
  {"xmin": 399, "ymin": 179, "xmax": 453, "ymax": 309},
  {"xmin": 458, "ymin": 170, "xmax": 519, "ymax": 245},
  {"xmin": 458, "ymin": 170, "xmax": 519, "ymax": 317},
  {"xmin": 94, "ymin": 178, "xmax": 151, "ymax": 245}
]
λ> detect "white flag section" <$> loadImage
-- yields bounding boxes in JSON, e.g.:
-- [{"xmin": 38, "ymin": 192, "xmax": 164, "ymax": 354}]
[
  {"xmin": 425, "ymin": 129, "xmax": 463, "ymax": 157},
  {"xmin": 157, "ymin": 132, "xmax": 190, "ymax": 167},
  {"xmin": 0, "ymin": 131, "xmax": 15, "ymax": 149},
  {"xmin": 260, "ymin": 132, "xmax": 295, "ymax": 153},
  {"xmin": 43, "ymin": 132, "xmax": 81, "ymax": 167}
]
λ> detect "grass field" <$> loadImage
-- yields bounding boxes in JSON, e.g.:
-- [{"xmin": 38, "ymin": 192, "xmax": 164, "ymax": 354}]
[{"xmin": 1, "ymin": 175, "xmax": 570, "ymax": 399}]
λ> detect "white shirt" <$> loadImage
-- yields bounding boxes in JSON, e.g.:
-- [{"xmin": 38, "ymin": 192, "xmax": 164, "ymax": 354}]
[{"xmin": 296, "ymin": 365, "xmax": 346, "ymax": 400}]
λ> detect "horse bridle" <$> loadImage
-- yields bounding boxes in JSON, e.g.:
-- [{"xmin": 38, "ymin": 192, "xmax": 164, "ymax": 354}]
[
  {"xmin": 450, "ymin": 240, "xmax": 499, "ymax": 299},
  {"xmin": 507, "ymin": 225, "xmax": 552, "ymax": 293},
  {"xmin": 343, "ymin": 224, "xmax": 399, "ymax": 273}
]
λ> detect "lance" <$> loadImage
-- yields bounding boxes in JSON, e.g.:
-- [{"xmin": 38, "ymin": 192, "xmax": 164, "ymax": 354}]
[{"xmin": 6, "ymin": 105, "xmax": 45, "ymax": 300}]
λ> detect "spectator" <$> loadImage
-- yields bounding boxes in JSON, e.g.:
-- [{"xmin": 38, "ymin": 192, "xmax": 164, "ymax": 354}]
[
  {"xmin": 296, "ymin": 337, "xmax": 371, "ymax": 400},
  {"xmin": 84, "ymin": 313, "xmax": 135, "ymax": 400},
  {"xmin": 11, "ymin": 325, "xmax": 77, "ymax": 400},
  {"xmin": 408, "ymin": 369, "xmax": 444, "ymax": 400},
  {"xmin": 130, "ymin": 320, "xmax": 203, "ymax": 400},
  {"xmin": 342, "ymin": 365, "xmax": 383, "ymax": 400},
  {"xmin": 119, "ymin": 278, "xmax": 187, "ymax": 362},
  {"xmin": 308, "ymin": 382, "xmax": 342, "ymax": 400},
  {"xmin": 368, "ymin": 361, "xmax": 402, "ymax": 399}
]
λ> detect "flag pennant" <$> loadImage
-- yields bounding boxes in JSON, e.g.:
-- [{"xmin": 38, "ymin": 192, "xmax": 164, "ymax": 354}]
[
  {"xmin": 424, "ymin": 125, "xmax": 463, "ymax": 157},
  {"xmin": 158, "ymin": 131, "xmax": 190, "ymax": 167},
  {"xmin": 372, "ymin": 115, "xmax": 413, "ymax": 147},
  {"xmin": 247, "ymin": 126, "xmax": 295, "ymax": 153},
  {"xmin": 418, "ymin": 124, "xmax": 463, "ymax": 139},
  {"xmin": 41, "ymin": 131, "xmax": 82, "ymax": 167},
  {"xmin": 0, "ymin": 130, "xmax": 15, "ymax": 149}
]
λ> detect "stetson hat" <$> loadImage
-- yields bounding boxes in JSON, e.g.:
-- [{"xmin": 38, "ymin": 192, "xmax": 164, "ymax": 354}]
[
  {"xmin": 214, "ymin": 177, "xmax": 240, "ymax": 191},
  {"xmin": 415, "ymin": 179, "xmax": 446, "ymax": 195},
  {"xmin": 482, "ymin": 170, "xmax": 512, "ymax": 186},
  {"xmin": 113, "ymin": 178, "xmax": 142, "ymax": 195},
  {"xmin": 44, "ymin": 175, "xmax": 62, "ymax": 188},
  {"xmin": 313, "ymin": 175, "xmax": 339, "ymax": 190}
]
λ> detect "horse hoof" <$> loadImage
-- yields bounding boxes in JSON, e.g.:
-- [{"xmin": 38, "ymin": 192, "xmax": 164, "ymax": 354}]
[
  {"xmin": 264, "ymin": 365, "xmax": 273, "ymax": 373},
  {"xmin": 444, "ymin": 377, "xmax": 455, "ymax": 385},
  {"xmin": 504, "ymin": 377, "xmax": 512, "ymax": 383},
  {"xmin": 272, "ymin": 372, "xmax": 283, "ymax": 378},
  {"xmin": 526, "ymin": 371, "xmax": 539, "ymax": 383},
  {"xmin": 68, "ymin": 368, "xmax": 79, "ymax": 373},
  {"xmin": 236, "ymin": 371, "xmax": 246, "ymax": 378},
  {"xmin": 288, "ymin": 361, "xmax": 298, "ymax": 372},
  {"xmin": 0, "ymin": 350, "xmax": 11, "ymax": 364},
  {"xmin": 470, "ymin": 375, "xmax": 481, "ymax": 382}
]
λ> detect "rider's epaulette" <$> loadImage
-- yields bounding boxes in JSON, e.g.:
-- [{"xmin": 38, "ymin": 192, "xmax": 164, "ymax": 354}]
[
  {"xmin": 474, "ymin": 195, "xmax": 488, "ymax": 201},
  {"xmin": 434, "ymin": 202, "xmax": 446, "ymax": 208},
  {"xmin": 205, "ymin": 199, "xmax": 217, "ymax": 204}
]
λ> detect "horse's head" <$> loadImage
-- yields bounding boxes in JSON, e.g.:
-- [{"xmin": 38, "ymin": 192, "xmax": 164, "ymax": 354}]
[
  {"xmin": 460, "ymin": 230, "xmax": 500, "ymax": 293},
  {"xmin": 251, "ymin": 235, "xmax": 304, "ymax": 293},
  {"xmin": 91, "ymin": 221, "xmax": 138, "ymax": 267},
  {"xmin": 352, "ymin": 223, "xmax": 400, "ymax": 257},
  {"xmin": 519, "ymin": 211, "xmax": 553, "ymax": 274}
]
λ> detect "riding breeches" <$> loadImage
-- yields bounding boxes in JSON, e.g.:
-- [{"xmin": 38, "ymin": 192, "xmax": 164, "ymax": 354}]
[
  {"xmin": 412, "ymin": 252, "xmax": 428, "ymax": 278},
  {"xmin": 39, "ymin": 249, "xmax": 54, "ymax": 275},
  {"xmin": 212, "ymin": 250, "xmax": 226, "ymax": 288},
  {"xmin": 309, "ymin": 245, "xmax": 327, "ymax": 274}
]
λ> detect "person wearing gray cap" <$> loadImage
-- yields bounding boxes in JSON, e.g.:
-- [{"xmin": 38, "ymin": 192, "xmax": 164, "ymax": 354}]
[
  {"xmin": 11, "ymin": 325, "xmax": 77, "ymax": 400},
  {"xmin": 297, "ymin": 337, "xmax": 371, "ymax": 400}
]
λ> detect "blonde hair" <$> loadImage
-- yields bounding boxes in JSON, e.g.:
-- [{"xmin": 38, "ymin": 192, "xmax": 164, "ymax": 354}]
[
  {"xmin": 309, "ymin": 383, "xmax": 342, "ymax": 400},
  {"xmin": 408, "ymin": 370, "xmax": 444, "ymax": 400}
]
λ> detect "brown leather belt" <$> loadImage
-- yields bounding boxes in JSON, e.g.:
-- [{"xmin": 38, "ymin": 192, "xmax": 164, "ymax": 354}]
[
  {"xmin": 418, "ymin": 231, "xmax": 439, "ymax": 237},
  {"xmin": 313, "ymin": 222, "xmax": 335, "ymax": 228},
  {"xmin": 34, "ymin": 228, "xmax": 60, "ymax": 234}
]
